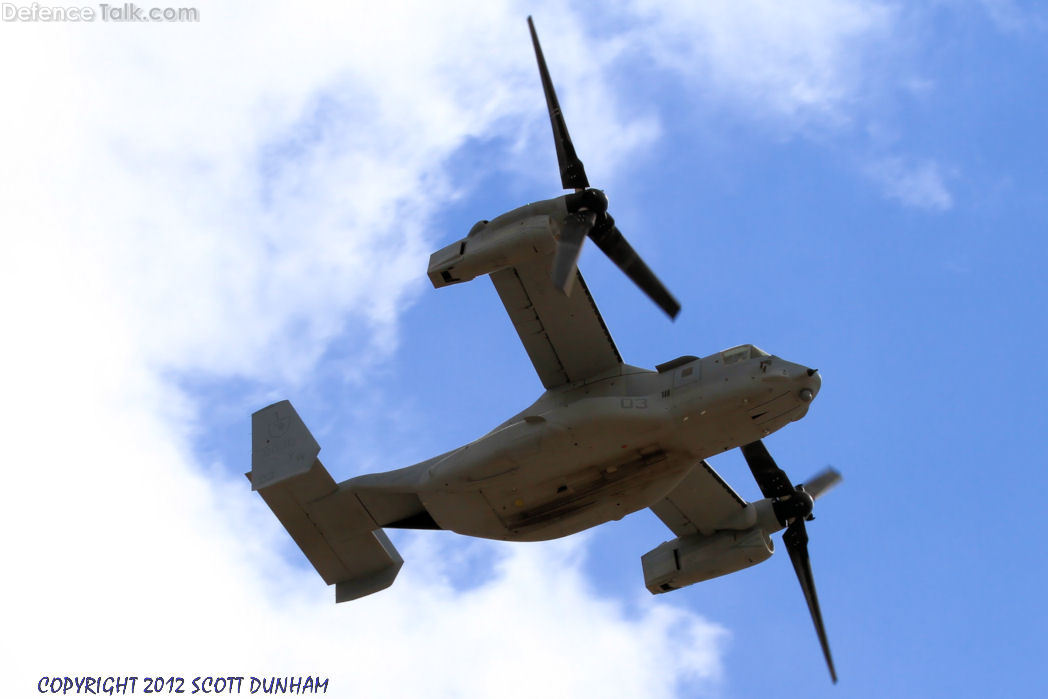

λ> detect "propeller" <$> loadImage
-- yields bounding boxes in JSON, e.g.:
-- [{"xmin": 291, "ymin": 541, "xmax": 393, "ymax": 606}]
[
  {"xmin": 740, "ymin": 439, "xmax": 842, "ymax": 683},
  {"xmin": 527, "ymin": 17, "xmax": 681, "ymax": 319}
]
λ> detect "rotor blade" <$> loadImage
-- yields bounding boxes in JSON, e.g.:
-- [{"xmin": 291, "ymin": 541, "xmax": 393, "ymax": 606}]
[
  {"xmin": 740, "ymin": 440, "xmax": 795, "ymax": 499},
  {"xmin": 551, "ymin": 211, "xmax": 596, "ymax": 294},
  {"xmin": 527, "ymin": 16, "xmax": 589, "ymax": 190},
  {"xmin": 783, "ymin": 520, "xmax": 838, "ymax": 684},
  {"xmin": 588, "ymin": 223, "xmax": 681, "ymax": 318},
  {"xmin": 802, "ymin": 468, "xmax": 843, "ymax": 500}
]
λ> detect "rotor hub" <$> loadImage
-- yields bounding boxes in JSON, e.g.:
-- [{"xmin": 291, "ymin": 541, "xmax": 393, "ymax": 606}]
[
  {"xmin": 565, "ymin": 188, "xmax": 609, "ymax": 215},
  {"xmin": 773, "ymin": 487, "xmax": 815, "ymax": 524}
]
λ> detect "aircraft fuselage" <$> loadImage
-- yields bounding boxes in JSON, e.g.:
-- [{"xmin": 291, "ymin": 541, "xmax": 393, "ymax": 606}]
[{"xmin": 346, "ymin": 346, "xmax": 820, "ymax": 542}]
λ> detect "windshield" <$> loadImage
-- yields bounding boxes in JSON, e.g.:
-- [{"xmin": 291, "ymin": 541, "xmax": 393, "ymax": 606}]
[{"xmin": 721, "ymin": 344, "xmax": 769, "ymax": 364}]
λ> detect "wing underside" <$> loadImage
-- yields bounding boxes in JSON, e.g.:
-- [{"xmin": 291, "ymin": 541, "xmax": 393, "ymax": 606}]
[
  {"xmin": 651, "ymin": 460, "xmax": 748, "ymax": 537},
  {"xmin": 491, "ymin": 255, "xmax": 622, "ymax": 389}
]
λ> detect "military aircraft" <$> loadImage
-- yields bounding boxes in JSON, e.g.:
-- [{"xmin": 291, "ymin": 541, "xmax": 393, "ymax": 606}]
[{"xmin": 249, "ymin": 17, "xmax": 842, "ymax": 683}]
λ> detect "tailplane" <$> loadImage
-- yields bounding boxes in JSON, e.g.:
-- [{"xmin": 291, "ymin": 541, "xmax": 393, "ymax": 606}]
[{"xmin": 248, "ymin": 400, "xmax": 403, "ymax": 602}]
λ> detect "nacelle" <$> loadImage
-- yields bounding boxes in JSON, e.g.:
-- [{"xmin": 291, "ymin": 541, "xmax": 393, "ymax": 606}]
[
  {"xmin": 428, "ymin": 215, "xmax": 556, "ymax": 288},
  {"xmin": 642, "ymin": 527, "xmax": 774, "ymax": 594}
]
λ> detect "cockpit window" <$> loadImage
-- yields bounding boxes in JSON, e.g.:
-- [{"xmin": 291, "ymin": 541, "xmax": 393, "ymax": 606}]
[
  {"xmin": 721, "ymin": 344, "xmax": 769, "ymax": 364},
  {"xmin": 722, "ymin": 346, "xmax": 749, "ymax": 365}
]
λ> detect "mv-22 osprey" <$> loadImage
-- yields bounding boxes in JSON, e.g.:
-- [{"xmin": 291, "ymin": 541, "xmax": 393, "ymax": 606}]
[{"xmin": 250, "ymin": 17, "xmax": 841, "ymax": 682}]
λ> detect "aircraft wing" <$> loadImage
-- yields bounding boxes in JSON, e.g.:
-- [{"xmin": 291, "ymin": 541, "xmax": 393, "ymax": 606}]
[
  {"xmin": 490, "ymin": 255, "xmax": 622, "ymax": 389},
  {"xmin": 651, "ymin": 460, "xmax": 749, "ymax": 537}
]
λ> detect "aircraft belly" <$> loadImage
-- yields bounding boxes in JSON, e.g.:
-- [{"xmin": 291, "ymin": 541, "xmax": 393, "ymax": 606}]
[
  {"xmin": 420, "ymin": 398, "xmax": 687, "ymax": 540},
  {"xmin": 480, "ymin": 450, "xmax": 691, "ymax": 542},
  {"xmin": 417, "ymin": 489, "xmax": 509, "ymax": 539}
]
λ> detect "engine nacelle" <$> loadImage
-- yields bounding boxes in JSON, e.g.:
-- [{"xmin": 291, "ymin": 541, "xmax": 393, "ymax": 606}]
[
  {"xmin": 428, "ymin": 215, "xmax": 556, "ymax": 288},
  {"xmin": 642, "ymin": 527, "xmax": 774, "ymax": 594}
]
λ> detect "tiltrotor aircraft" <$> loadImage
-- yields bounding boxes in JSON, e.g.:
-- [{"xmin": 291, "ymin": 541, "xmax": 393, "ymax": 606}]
[{"xmin": 250, "ymin": 17, "xmax": 842, "ymax": 682}]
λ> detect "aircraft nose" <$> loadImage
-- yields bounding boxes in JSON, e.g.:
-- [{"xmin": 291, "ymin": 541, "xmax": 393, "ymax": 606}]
[{"xmin": 799, "ymin": 368, "xmax": 821, "ymax": 403}]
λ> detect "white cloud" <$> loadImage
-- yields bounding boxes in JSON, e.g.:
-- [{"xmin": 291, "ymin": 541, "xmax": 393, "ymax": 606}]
[
  {"xmin": 0, "ymin": 3, "xmax": 669, "ymax": 384},
  {"xmin": 2, "ymin": 5, "xmax": 523, "ymax": 382},
  {"xmin": 621, "ymin": 1, "xmax": 961, "ymax": 213},
  {"xmin": 2, "ymin": 342, "xmax": 727, "ymax": 692},
  {"xmin": 0, "ymin": 2, "xmax": 726, "ymax": 697},
  {"xmin": 625, "ymin": 0, "xmax": 896, "ymax": 128},
  {"xmin": 976, "ymin": 0, "xmax": 1048, "ymax": 35},
  {"xmin": 864, "ymin": 156, "xmax": 954, "ymax": 211}
]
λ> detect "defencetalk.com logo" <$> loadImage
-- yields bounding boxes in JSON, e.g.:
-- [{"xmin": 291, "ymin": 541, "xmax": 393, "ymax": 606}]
[{"xmin": 2, "ymin": 3, "xmax": 199, "ymax": 22}]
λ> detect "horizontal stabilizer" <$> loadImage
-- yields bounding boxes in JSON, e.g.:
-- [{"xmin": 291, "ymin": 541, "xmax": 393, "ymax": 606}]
[{"xmin": 249, "ymin": 401, "xmax": 403, "ymax": 602}]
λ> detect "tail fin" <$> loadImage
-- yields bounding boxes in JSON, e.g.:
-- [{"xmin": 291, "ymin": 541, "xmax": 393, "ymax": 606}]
[{"xmin": 249, "ymin": 400, "xmax": 403, "ymax": 602}]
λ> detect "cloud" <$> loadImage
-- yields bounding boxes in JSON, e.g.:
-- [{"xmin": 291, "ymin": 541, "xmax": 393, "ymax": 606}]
[
  {"xmin": 864, "ymin": 156, "xmax": 954, "ymax": 211},
  {"xmin": 621, "ymin": 1, "xmax": 961, "ymax": 213},
  {"xmin": 976, "ymin": 0, "xmax": 1048, "ymax": 35},
  {"xmin": 1, "ymin": 2, "xmax": 673, "ymax": 384},
  {"xmin": 625, "ymin": 0, "xmax": 896, "ymax": 128},
  {"xmin": 2, "ymin": 5, "xmax": 525, "ymax": 383},
  {"xmin": 0, "ymin": 2, "xmax": 726, "ymax": 697},
  {"xmin": 2, "ymin": 333, "xmax": 727, "ymax": 693}
]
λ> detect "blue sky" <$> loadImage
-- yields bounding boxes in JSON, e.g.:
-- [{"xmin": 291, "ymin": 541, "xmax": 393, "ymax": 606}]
[{"xmin": 3, "ymin": 1, "xmax": 1045, "ymax": 697}]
